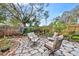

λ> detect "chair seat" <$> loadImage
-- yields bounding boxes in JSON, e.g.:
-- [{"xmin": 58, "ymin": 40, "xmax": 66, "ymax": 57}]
[
  {"xmin": 27, "ymin": 32, "xmax": 39, "ymax": 46},
  {"xmin": 46, "ymin": 41, "xmax": 54, "ymax": 47},
  {"xmin": 31, "ymin": 37, "xmax": 39, "ymax": 42},
  {"xmin": 45, "ymin": 41, "xmax": 54, "ymax": 51},
  {"xmin": 44, "ymin": 33, "xmax": 64, "ymax": 53}
]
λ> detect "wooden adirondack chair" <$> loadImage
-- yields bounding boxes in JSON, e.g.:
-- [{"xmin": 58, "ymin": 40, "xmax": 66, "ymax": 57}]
[
  {"xmin": 45, "ymin": 34, "xmax": 64, "ymax": 55},
  {"xmin": 27, "ymin": 32, "xmax": 39, "ymax": 46},
  {"xmin": 47, "ymin": 32, "xmax": 58, "ymax": 41}
]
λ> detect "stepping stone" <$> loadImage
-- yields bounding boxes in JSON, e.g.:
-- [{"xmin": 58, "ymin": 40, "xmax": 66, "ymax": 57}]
[{"xmin": 71, "ymin": 51, "xmax": 79, "ymax": 56}]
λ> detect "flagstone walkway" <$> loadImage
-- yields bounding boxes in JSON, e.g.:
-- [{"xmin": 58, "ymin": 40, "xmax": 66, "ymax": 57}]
[{"xmin": 13, "ymin": 37, "xmax": 79, "ymax": 56}]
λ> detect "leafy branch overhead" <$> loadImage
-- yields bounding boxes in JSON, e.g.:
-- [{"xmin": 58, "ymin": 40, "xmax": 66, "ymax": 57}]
[{"xmin": 0, "ymin": 3, "xmax": 49, "ymax": 27}]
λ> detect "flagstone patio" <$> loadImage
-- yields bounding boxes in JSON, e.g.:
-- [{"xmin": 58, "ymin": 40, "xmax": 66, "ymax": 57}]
[{"xmin": 12, "ymin": 37, "xmax": 79, "ymax": 56}]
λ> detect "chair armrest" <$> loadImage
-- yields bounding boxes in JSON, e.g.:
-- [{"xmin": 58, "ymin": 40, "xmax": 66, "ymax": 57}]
[
  {"xmin": 48, "ymin": 37, "xmax": 54, "ymax": 42},
  {"xmin": 49, "ymin": 40, "xmax": 54, "ymax": 42}
]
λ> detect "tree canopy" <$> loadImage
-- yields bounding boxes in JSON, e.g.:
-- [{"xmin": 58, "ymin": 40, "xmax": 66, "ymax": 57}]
[{"xmin": 0, "ymin": 3, "xmax": 49, "ymax": 27}]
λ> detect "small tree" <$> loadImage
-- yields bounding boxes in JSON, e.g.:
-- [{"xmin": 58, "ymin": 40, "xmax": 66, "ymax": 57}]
[{"xmin": 0, "ymin": 3, "xmax": 49, "ymax": 34}]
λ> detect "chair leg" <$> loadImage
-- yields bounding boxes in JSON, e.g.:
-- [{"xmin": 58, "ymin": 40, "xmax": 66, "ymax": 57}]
[{"xmin": 49, "ymin": 52, "xmax": 54, "ymax": 56}]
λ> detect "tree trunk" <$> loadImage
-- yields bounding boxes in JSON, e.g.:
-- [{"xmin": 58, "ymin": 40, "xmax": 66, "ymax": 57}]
[
  {"xmin": 22, "ymin": 22, "xmax": 26, "ymax": 27},
  {"xmin": 19, "ymin": 22, "xmax": 26, "ymax": 34}
]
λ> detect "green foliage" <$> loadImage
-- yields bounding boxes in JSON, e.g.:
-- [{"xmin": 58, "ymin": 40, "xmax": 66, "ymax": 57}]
[
  {"xmin": 0, "ymin": 12, "xmax": 6, "ymax": 23},
  {"xmin": 53, "ymin": 20, "xmax": 67, "ymax": 33},
  {"xmin": 46, "ymin": 32, "xmax": 53, "ymax": 37},
  {"xmin": 0, "ymin": 36, "xmax": 12, "ymax": 51},
  {"xmin": 72, "ymin": 35, "xmax": 79, "ymax": 39},
  {"xmin": 23, "ymin": 27, "xmax": 35, "ymax": 35},
  {"xmin": 64, "ymin": 33, "xmax": 79, "ymax": 42},
  {"xmin": 30, "ymin": 26, "xmax": 54, "ymax": 36},
  {"xmin": 9, "ymin": 19, "xmax": 20, "ymax": 27},
  {"xmin": 71, "ymin": 35, "xmax": 79, "ymax": 42},
  {"xmin": 0, "ymin": 3, "xmax": 49, "ymax": 28}
]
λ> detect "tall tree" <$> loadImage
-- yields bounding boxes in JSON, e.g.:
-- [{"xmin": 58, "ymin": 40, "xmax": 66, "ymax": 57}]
[
  {"xmin": 0, "ymin": 3, "xmax": 49, "ymax": 27},
  {"xmin": 0, "ymin": 7, "xmax": 6, "ymax": 23},
  {"xmin": 44, "ymin": 11, "xmax": 49, "ymax": 26}
]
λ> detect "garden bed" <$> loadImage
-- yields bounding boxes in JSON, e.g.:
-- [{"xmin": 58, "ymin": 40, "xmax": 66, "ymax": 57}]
[{"xmin": 0, "ymin": 39, "xmax": 20, "ymax": 56}]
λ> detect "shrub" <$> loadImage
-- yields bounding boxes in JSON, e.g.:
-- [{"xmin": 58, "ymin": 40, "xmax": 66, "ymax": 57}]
[
  {"xmin": 53, "ymin": 20, "xmax": 67, "ymax": 34},
  {"xmin": 23, "ymin": 26, "xmax": 37, "ymax": 35},
  {"xmin": 46, "ymin": 32, "xmax": 53, "ymax": 37},
  {"xmin": 23, "ymin": 27, "xmax": 32, "ymax": 34},
  {"xmin": 71, "ymin": 35, "xmax": 79, "ymax": 42},
  {"xmin": 33, "ymin": 26, "xmax": 53, "ymax": 36},
  {"xmin": 0, "ymin": 36, "xmax": 12, "ymax": 52}
]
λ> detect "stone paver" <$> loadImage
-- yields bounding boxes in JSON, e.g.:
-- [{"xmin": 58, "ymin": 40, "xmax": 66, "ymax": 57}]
[
  {"xmin": 30, "ymin": 50, "xmax": 38, "ymax": 55},
  {"xmin": 62, "ymin": 52, "xmax": 73, "ymax": 56},
  {"xmin": 22, "ymin": 49, "xmax": 29, "ymax": 53},
  {"xmin": 63, "ymin": 44, "xmax": 74, "ymax": 48},
  {"xmin": 15, "ymin": 49, "xmax": 22, "ymax": 54},
  {"xmin": 64, "ymin": 47, "xmax": 73, "ymax": 52},
  {"xmin": 54, "ymin": 50, "xmax": 64, "ymax": 56},
  {"xmin": 73, "ymin": 43, "xmax": 79, "ymax": 48},
  {"xmin": 14, "ymin": 37, "xmax": 79, "ymax": 56},
  {"xmin": 42, "ymin": 50, "xmax": 50, "ymax": 56},
  {"xmin": 32, "ymin": 53, "xmax": 42, "ymax": 56},
  {"xmin": 38, "ymin": 48, "xmax": 44, "ymax": 53},
  {"xmin": 71, "ymin": 51, "xmax": 79, "ymax": 56},
  {"xmin": 73, "ymin": 48, "xmax": 79, "ymax": 53}
]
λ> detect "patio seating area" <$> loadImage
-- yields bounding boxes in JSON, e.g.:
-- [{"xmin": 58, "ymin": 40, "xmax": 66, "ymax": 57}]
[
  {"xmin": 12, "ymin": 36, "xmax": 79, "ymax": 56},
  {"xmin": 0, "ymin": 3, "xmax": 79, "ymax": 56}
]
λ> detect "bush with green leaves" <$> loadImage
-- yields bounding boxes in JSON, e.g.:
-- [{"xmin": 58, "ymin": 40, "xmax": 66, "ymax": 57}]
[
  {"xmin": 0, "ymin": 36, "xmax": 12, "ymax": 52},
  {"xmin": 33, "ymin": 26, "xmax": 53, "ymax": 37},
  {"xmin": 70, "ymin": 35, "xmax": 79, "ymax": 42},
  {"xmin": 53, "ymin": 20, "xmax": 67, "ymax": 34},
  {"xmin": 23, "ymin": 27, "xmax": 36, "ymax": 35}
]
